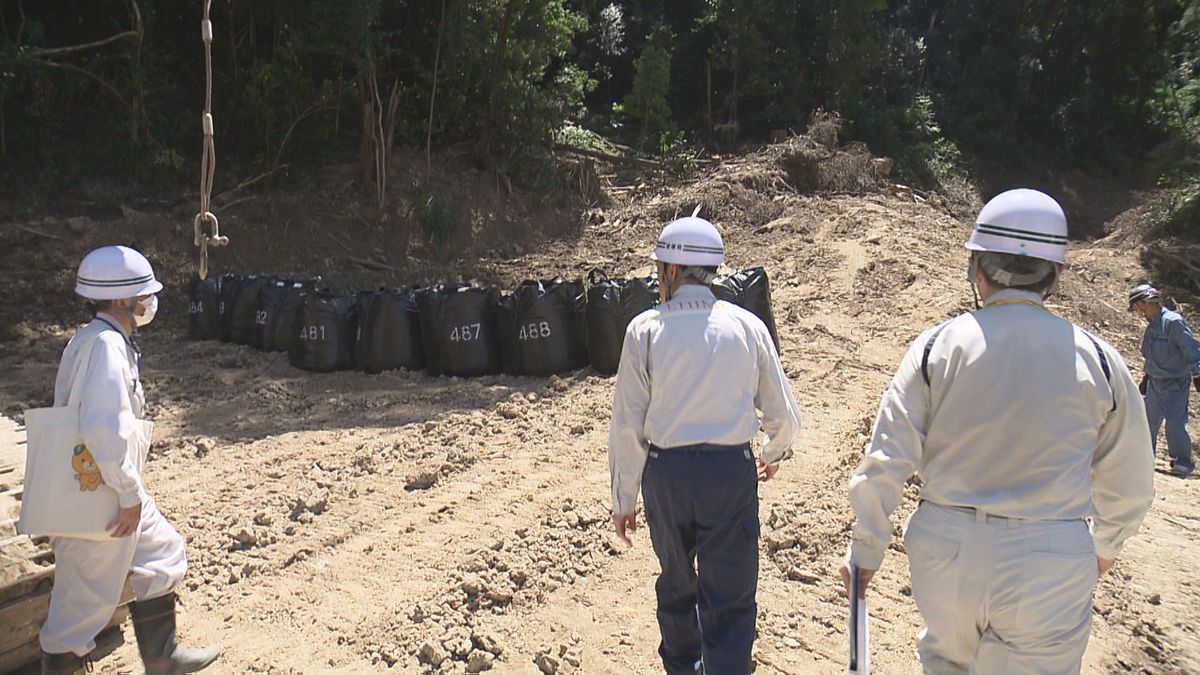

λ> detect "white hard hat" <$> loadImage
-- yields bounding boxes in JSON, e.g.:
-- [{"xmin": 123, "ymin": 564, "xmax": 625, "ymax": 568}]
[
  {"xmin": 965, "ymin": 188, "xmax": 1068, "ymax": 264},
  {"xmin": 75, "ymin": 245, "xmax": 163, "ymax": 301},
  {"xmin": 651, "ymin": 217, "xmax": 725, "ymax": 267}
]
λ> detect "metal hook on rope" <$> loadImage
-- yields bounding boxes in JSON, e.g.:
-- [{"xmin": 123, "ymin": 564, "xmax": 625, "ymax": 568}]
[
  {"xmin": 193, "ymin": 211, "xmax": 228, "ymax": 281},
  {"xmin": 193, "ymin": 0, "xmax": 227, "ymax": 280}
]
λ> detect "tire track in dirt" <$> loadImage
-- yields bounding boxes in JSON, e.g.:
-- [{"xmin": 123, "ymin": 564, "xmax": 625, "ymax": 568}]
[{"xmin": 144, "ymin": 377, "xmax": 622, "ymax": 672}]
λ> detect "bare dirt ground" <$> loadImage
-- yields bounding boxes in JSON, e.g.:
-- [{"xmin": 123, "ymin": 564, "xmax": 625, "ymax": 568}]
[{"xmin": 1, "ymin": 142, "xmax": 1197, "ymax": 673}]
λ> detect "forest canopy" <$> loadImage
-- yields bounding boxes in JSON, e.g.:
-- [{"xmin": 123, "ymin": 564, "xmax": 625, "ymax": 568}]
[{"xmin": 1, "ymin": 0, "xmax": 1197, "ymax": 204}]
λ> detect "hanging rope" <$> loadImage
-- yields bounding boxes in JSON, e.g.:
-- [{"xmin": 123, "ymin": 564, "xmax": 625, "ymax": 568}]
[{"xmin": 193, "ymin": 0, "xmax": 227, "ymax": 280}]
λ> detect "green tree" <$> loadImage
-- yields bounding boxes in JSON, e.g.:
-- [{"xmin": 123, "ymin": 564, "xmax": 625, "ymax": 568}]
[{"xmin": 623, "ymin": 41, "xmax": 672, "ymax": 151}]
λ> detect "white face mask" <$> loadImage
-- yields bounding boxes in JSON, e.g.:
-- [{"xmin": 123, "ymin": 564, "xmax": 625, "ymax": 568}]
[{"xmin": 135, "ymin": 295, "xmax": 158, "ymax": 327}]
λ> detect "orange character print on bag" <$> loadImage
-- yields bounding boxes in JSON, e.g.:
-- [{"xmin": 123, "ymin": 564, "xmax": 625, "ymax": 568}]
[{"xmin": 72, "ymin": 444, "xmax": 103, "ymax": 491}]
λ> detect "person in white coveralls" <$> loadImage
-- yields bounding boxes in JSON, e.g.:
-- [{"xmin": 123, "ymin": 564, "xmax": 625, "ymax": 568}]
[
  {"xmin": 39, "ymin": 246, "xmax": 219, "ymax": 675},
  {"xmin": 841, "ymin": 189, "xmax": 1154, "ymax": 674}
]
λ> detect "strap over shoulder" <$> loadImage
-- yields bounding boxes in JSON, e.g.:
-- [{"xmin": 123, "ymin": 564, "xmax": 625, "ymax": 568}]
[
  {"xmin": 1080, "ymin": 330, "xmax": 1116, "ymax": 413},
  {"xmin": 921, "ymin": 322, "xmax": 952, "ymax": 386}
]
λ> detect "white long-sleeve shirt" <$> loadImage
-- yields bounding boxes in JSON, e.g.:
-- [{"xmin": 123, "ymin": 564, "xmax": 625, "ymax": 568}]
[
  {"xmin": 608, "ymin": 284, "xmax": 802, "ymax": 516},
  {"xmin": 848, "ymin": 289, "xmax": 1155, "ymax": 571},
  {"xmin": 53, "ymin": 314, "xmax": 149, "ymax": 508}
]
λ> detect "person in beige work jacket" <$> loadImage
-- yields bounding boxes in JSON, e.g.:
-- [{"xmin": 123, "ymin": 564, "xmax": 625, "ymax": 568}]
[{"xmin": 842, "ymin": 189, "xmax": 1154, "ymax": 675}]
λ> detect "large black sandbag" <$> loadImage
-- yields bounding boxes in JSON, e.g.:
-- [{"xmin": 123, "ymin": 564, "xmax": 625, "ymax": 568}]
[
  {"xmin": 711, "ymin": 267, "xmax": 779, "ymax": 348},
  {"xmin": 288, "ymin": 292, "xmax": 359, "ymax": 372},
  {"xmin": 216, "ymin": 274, "xmax": 244, "ymax": 342},
  {"xmin": 252, "ymin": 280, "xmax": 287, "ymax": 351},
  {"xmin": 187, "ymin": 276, "xmax": 222, "ymax": 340},
  {"xmin": 271, "ymin": 282, "xmax": 312, "ymax": 355},
  {"xmin": 254, "ymin": 280, "xmax": 312, "ymax": 352},
  {"xmin": 585, "ymin": 272, "xmax": 659, "ymax": 375},
  {"xmin": 224, "ymin": 275, "xmax": 274, "ymax": 346},
  {"xmin": 355, "ymin": 289, "xmax": 425, "ymax": 374},
  {"xmin": 415, "ymin": 284, "xmax": 502, "ymax": 378},
  {"xmin": 498, "ymin": 279, "xmax": 588, "ymax": 377}
]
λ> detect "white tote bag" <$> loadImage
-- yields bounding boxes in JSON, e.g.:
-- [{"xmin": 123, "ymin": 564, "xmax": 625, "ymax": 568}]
[{"xmin": 18, "ymin": 332, "xmax": 154, "ymax": 540}]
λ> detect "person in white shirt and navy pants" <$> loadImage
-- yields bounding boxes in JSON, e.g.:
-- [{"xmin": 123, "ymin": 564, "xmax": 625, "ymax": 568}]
[{"xmin": 608, "ymin": 217, "xmax": 802, "ymax": 675}]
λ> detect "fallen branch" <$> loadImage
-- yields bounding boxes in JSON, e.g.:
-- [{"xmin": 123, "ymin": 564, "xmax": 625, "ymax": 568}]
[
  {"xmin": 26, "ymin": 58, "xmax": 130, "ymax": 110},
  {"xmin": 28, "ymin": 0, "xmax": 142, "ymax": 58},
  {"xmin": 348, "ymin": 256, "xmax": 404, "ymax": 273},
  {"xmin": 306, "ymin": 220, "xmax": 355, "ymax": 254},
  {"xmin": 555, "ymin": 144, "xmax": 664, "ymax": 169},
  {"xmin": 214, "ymin": 164, "xmax": 289, "ymax": 205},
  {"xmin": 14, "ymin": 224, "xmax": 70, "ymax": 242},
  {"xmin": 29, "ymin": 31, "xmax": 139, "ymax": 57},
  {"xmin": 272, "ymin": 104, "xmax": 336, "ymax": 171},
  {"xmin": 217, "ymin": 195, "xmax": 259, "ymax": 211}
]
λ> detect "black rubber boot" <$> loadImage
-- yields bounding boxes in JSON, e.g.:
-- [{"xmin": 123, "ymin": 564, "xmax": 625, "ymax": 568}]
[
  {"xmin": 40, "ymin": 651, "xmax": 87, "ymax": 675},
  {"xmin": 129, "ymin": 592, "xmax": 220, "ymax": 675}
]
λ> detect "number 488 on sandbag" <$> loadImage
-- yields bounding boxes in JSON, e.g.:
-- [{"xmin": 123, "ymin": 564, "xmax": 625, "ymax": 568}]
[
  {"xmin": 518, "ymin": 321, "xmax": 552, "ymax": 341},
  {"xmin": 449, "ymin": 323, "xmax": 482, "ymax": 342}
]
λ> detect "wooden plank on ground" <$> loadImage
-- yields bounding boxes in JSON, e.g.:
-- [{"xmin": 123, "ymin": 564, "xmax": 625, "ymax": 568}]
[
  {"xmin": 0, "ymin": 566, "xmax": 53, "ymax": 604},
  {"xmin": 0, "ymin": 589, "xmax": 51, "ymax": 656},
  {"xmin": 0, "ymin": 606, "xmax": 129, "ymax": 674},
  {"xmin": 0, "ymin": 415, "xmax": 24, "ymax": 481},
  {"xmin": 0, "ymin": 581, "xmax": 132, "ymax": 672}
]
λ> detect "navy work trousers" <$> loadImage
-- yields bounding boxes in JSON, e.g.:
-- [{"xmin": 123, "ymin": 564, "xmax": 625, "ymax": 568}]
[{"xmin": 641, "ymin": 443, "xmax": 759, "ymax": 675}]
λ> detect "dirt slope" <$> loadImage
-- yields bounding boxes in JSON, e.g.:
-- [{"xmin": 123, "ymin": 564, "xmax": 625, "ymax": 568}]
[{"xmin": 1, "ymin": 145, "xmax": 1197, "ymax": 674}]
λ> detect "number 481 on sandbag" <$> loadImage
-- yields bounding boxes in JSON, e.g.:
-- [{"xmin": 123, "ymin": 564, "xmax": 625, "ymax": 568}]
[
  {"xmin": 299, "ymin": 325, "xmax": 327, "ymax": 341},
  {"xmin": 449, "ymin": 323, "xmax": 482, "ymax": 342}
]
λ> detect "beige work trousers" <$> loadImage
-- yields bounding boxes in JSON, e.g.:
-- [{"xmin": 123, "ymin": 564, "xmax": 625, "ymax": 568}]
[{"xmin": 903, "ymin": 501, "xmax": 1098, "ymax": 675}]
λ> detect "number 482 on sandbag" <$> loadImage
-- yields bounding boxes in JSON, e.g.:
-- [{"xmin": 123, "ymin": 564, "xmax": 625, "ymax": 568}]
[{"xmin": 449, "ymin": 323, "xmax": 482, "ymax": 342}]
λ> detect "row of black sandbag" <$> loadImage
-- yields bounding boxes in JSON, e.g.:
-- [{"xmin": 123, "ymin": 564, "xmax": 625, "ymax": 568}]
[
  {"xmin": 583, "ymin": 268, "xmax": 780, "ymax": 369},
  {"xmin": 187, "ymin": 268, "xmax": 777, "ymax": 377},
  {"xmin": 188, "ymin": 276, "xmax": 407, "ymax": 373}
]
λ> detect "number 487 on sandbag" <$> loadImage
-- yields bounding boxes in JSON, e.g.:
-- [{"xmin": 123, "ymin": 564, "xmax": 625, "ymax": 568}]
[{"xmin": 449, "ymin": 323, "xmax": 482, "ymax": 342}]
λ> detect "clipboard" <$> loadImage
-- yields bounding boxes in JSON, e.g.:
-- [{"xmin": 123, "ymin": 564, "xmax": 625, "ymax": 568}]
[{"xmin": 848, "ymin": 565, "xmax": 870, "ymax": 674}]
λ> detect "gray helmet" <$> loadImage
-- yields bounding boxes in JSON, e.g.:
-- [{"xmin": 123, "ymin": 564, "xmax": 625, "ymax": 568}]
[{"xmin": 1128, "ymin": 283, "xmax": 1161, "ymax": 308}]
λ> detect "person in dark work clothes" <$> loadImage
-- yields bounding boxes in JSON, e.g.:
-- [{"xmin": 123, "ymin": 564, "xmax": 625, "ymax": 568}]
[
  {"xmin": 607, "ymin": 216, "xmax": 802, "ymax": 674},
  {"xmin": 1129, "ymin": 283, "xmax": 1200, "ymax": 478}
]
